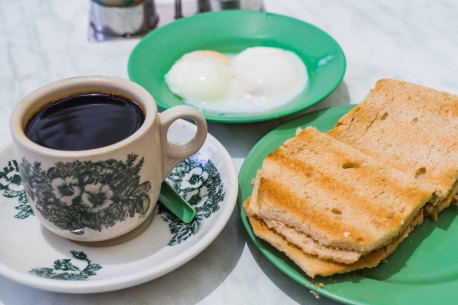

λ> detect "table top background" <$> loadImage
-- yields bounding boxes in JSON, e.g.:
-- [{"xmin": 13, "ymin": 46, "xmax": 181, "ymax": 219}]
[{"xmin": 1, "ymin": 0, "xmax": 457, "ymax": 304}]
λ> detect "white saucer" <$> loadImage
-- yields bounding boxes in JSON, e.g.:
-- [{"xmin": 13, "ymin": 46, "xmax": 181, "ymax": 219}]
[{"xmin": 0, "ymin": 120, "xmax": 238, "ymax": 293}]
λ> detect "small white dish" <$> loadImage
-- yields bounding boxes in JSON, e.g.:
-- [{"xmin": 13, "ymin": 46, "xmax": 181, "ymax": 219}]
[{"xmin": 0, "ymin": 120, "xmax": 238, "ymax": 293}]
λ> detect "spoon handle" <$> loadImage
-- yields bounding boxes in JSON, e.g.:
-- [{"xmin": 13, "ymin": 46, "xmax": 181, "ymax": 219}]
[{"xmin": 159, "ymin": 181, "xmax": 196, "ymax": 223}]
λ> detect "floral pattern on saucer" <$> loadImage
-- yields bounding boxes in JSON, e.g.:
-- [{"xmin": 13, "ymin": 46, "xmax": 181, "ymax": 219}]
[
  {"xmin": 159, "ymin": 156, "xmax": 225, "ymax": 246},
  {"xmin": 1, "ymin": 155, "xmax": 225, "ymax": 247},
  {"xmin": 0, "ymin": 119, "xmax": 237, "ymax": 291},
  {"xmin": 0, "ymin": 154, "xmax": 226, "ymax": 281},
  {"xmin": 30, "ymin": 251, "xmax": 102, "ymax": 281}
]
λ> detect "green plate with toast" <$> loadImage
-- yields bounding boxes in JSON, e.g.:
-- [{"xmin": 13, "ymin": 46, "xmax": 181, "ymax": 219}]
[
  {"xmin": 238, "ymin": 105, "xmax": 458, "ymax": 305},
  {"xmin": 128, "ymin": 10, "xmax": 345, "ymax": 123}
]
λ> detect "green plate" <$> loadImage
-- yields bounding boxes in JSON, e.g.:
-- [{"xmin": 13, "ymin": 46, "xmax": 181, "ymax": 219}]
[
  {"xmin": 238, "ymin": 105, "xmax": 458, "ymax": 305},
  {"xmin": 128, "ymin": 10, "xmax": 345, "ymax": 123}
]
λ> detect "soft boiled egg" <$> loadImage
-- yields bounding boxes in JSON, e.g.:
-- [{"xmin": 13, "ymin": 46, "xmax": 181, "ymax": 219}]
[
  {"xmin": 165, "ymin": 51, "xmax": 231, "ymax": 102},
  {"xmin": 234, "ymin": 47, "xmax": 306, "ymax": 98},
  {"xmin": 164, "ymin": 47, "xmax": 308, "ymax": 113}
]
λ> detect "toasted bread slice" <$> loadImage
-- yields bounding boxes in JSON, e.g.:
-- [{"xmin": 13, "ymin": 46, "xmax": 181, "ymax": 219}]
[
  {"xmin": 249, "ymin": 127, "xmax": 433, "ymax": 253},
  {"xmin": 262, "ymin": 218, "xmax": 362, "ymax": 264},
  {"xmin": 246, "ymin": 205, "xmax": 424, "ymax": 278},
  {"xmin": 329, "ymin": 79, "xmax": 458, "ymax": 218},
  {"xmin": 247, "ymin": 182, "xmax": 363, "ymax": 265},
  {"xmin": 247, "ymin": 174, "xmax": 363, "ymax": 264}
]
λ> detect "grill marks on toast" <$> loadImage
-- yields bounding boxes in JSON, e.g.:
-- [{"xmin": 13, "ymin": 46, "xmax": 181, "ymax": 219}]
[
  {"xmin": 255, "ymin": 128, "xmax": 432, "ymax": 253},
  {"xmin": 256, "ymin": 176, "xmax": 370, "ymax": 251},
  {"xmin": 244, "ymin": 80, "xmax": 458, "ymax": 277},
  {"xmin": 260, "ymin": 158, "xmax": 396, "ymax": 250},
  {"xmin": 246, "ymin": 176, "xmax": 366, "ymax": 264},
  {"xmin": 330, "ymin": 79, "xmax": 458, "ymax": 204},
  {"xmin": 331, "ymin": 114, "xmax": 453, "ymax": 196},
  {"xmin": 281, "ymin": 135, "xmax": 429, "ymax": 209},
  {"xmin": 245, "ymin": 198, "xmax": 425, "ymax": 278},
  {"xmin": 244, "ymin": 126, "xmax": 435, "ymax": 277}
]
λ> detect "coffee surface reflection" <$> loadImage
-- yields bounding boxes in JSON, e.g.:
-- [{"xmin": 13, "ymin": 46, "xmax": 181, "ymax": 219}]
[{"xmin": 25, "ymin": 93, "xmax": 144, "ymax": 151}]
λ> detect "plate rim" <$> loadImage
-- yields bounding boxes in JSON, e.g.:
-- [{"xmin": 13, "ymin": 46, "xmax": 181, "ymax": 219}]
[
  {"xmin": 127, "ymin": 10, "xmax": 346, "ymax": 123},
  {"xmin": 0, "ymin": 120, "xmax": 239, "ymax": 294},
  {"xmin": 237, "ymin": 104, "xmax": 458, "ymax": 305}
]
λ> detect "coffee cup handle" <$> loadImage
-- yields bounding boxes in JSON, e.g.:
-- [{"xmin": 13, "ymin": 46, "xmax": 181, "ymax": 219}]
[{"xmin": 158, "ymin": 105, "xmax": 208, "ymax": 180}]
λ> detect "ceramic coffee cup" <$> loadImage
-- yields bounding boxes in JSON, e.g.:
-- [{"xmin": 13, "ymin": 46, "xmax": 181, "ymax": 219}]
[{"xmin": 9, "ymin": 76, "xmax": 207, "ymax": 242}]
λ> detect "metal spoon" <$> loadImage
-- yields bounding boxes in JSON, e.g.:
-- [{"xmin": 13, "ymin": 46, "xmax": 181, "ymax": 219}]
[{"xmin": 159, "ymin": 181, "xmax": 196, "ymax": 223}]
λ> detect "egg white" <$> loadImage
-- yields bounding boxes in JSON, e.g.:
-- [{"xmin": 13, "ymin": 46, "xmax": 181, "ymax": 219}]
[{"xmin": 165, "ymin": 47, "xmax": 308, "ymax": 113}]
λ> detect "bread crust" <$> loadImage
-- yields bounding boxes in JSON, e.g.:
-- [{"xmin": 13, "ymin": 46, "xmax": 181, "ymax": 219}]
[
  {"xmin": 243, "ymin": 79, "xmax": 458, "ymax": 277},
  {"xmin": 249, "ymin": 127, "xmax": 432, "ymax": 253},
  {"xmin": 329, "ymin": 79, "xmax": 458, "ymax": 205},
  {"xmin": 246, "ymin": 202, "xmax": 424, "ymax": 278}
]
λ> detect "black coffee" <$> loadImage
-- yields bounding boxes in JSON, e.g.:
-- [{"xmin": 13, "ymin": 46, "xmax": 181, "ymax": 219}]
[{"xmin": 25, "ymin": 93, "xmax": 145, "ymax": 151}]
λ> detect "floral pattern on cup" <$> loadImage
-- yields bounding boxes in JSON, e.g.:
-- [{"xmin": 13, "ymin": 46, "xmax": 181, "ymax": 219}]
[
  {"xmin": 159, "ymin": 156, "xmax": 225, "ymax": 246},
  {"xmin": 0, "ymin": 160, "xmax": 33, "ymax": 219},
  {"xmin": 2, "ymin": 155, "xmax": 225, "ymax": 248},
  {"xmin": 19, "ymin": 154, "xmax": 151, "ymax": 235}
]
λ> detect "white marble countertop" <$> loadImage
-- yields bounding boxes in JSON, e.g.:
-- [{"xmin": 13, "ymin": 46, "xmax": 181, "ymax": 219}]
[{"xmin": 1, "ymin": 0, "xmax": 458, "ymax": 304}]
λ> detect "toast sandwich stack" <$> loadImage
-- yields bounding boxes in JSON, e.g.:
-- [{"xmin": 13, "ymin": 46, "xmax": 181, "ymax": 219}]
[
  {"xmin": 329, "ymin": 79, "xmax": 458, "ymax": 220},
  {"xmin": 244, "ymin": 80, "xmax": 458, "ymax": 277}
]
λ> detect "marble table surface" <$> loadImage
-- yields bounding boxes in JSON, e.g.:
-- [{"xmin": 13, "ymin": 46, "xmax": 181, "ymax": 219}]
[{"xmin": 1, "ymin": 0, "xmax": 458, "ymax": 304}]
